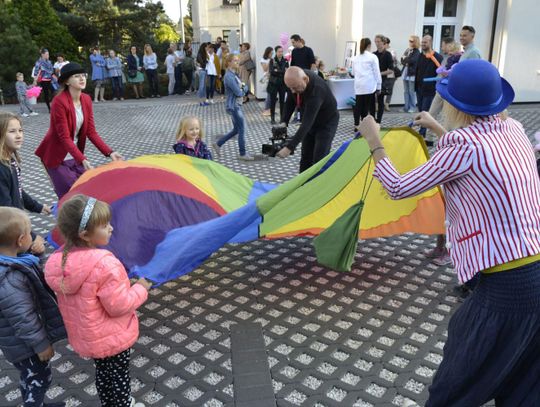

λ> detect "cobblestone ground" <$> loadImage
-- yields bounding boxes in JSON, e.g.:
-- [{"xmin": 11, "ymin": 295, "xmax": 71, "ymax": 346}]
[{"xmin": 0, "ymin": 95, "xmax": 538, "ymax": 406}]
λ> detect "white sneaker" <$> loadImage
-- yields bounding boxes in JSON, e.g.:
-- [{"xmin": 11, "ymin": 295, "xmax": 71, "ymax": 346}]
[
  {"xmin": 30, "ymin": 112, "xmax": 39, "ymax": 116},
  {"xmin": 22, "ymin": 113, "xmax": 29, "ymax": 117},
  {"xmin": 402, "ymin": 398, "xmax": 418, "ymax": 407},
  {"xmin": 238, "ymin": 154, "xmax": 255, "ymax": 161},
  {"xmin": 130, "ymin": 396, "xmax": 145, "ymax": 407},
  {"xmin": 209, "ymin": 99, "xmax": 215, "ymax": 104},
  {"xmin": 212, "ymin": 142, "xmax": 221, "ymax": 158}
]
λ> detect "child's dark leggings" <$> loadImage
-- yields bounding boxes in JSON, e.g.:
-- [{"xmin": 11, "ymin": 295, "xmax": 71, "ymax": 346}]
[
  {"xmin": 94, "ymin": 349, "xmax": 132, "ymax": 407},
  {"xmin": 13, "ymin": 355, "xmax": 52, "ymax": 406}
]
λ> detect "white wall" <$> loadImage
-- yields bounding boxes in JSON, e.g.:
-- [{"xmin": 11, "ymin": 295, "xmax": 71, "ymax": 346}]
[{"xmin": 494, "ymin": 0, "xmax": 540, "ymax": 102}]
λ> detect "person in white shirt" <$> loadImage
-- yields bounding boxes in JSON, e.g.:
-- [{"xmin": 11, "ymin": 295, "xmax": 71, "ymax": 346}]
[
  {"xmin": 165, "ymin": 48, "xmax": 176, "ymax": 96},
  {"xmin": 53, "ymin": 54, "xmax": 69, "ymax": 77},
  {"xmin": 205, "ymin": 44, "xmax": 220, "ymax": 104},
  {"xmin": 351, "ymin": 38, "xmax": 381, "ymax": 132}
]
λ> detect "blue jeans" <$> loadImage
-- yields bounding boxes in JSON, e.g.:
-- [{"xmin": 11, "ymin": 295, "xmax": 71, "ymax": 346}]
[
  {"xmin": 416, "ymin": 93, "xmax": 435, "ymax": 136},
  {"xmin": 13, "ymin": 355, "xmax": 52, "ymax": 407},
  {"xmin": 206, "ymin": 75, "xmax": 216, "ymax": 99},
  {"xmin": 403, "ymin": 79, "xmax": 416, "ymax": 112},
  {"xmin": 110, "ymin": 76, "xmax": 124, "ymax": 99},
  {"xmin": 197, "ymin": 70, "xmax": 207, "ymax": 99},
  {"xmin": 217, "ymin": 106, "xmax": 246, "ymax": 156}
]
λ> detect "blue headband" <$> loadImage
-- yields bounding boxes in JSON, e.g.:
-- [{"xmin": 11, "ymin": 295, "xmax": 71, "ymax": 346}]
[{"xmin": 78, "ymin": 198, "xmax": 97, "ymax": 233}]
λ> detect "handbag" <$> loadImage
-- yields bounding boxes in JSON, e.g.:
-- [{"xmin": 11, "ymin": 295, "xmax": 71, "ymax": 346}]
[
  {"xmin": 244, "ymin": 58, "xmax": 256, "ymax": 72},
  {"xmin": 128, "ymin": 70, "xmax": 137, "ymax": 78},
  {"xmin": 393, "ymin": 66, "xmax": 402, "ymax": 78}
]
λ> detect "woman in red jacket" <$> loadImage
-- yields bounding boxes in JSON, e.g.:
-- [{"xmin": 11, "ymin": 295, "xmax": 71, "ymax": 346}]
[{"xmin": 35, "ymin": 63, "xmax": 123, "ymax": 198}]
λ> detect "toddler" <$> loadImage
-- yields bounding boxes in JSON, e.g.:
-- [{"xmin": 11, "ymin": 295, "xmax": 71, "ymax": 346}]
[
  {"xmin": 0, "ymin": 207, "xmax": 66, "ymax": 407},
  {"xmin": 0, "ymin": 111, "xmax": 51, "ymax": 255},
  {"xmin": 44, "ymin": 194, "xmax": 152, "ymax": 407},
  {"xmin": 15, "ymin": 73, "xmax": 38, "ymax": 117},
  {"xmin": 173, "ymin": 116, "xmax": 213, "ymax": 159}
]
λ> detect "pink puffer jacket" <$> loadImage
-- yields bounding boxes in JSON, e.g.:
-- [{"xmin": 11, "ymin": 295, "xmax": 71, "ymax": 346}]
[{"xmin": 45, "ymin": 247, "xmax": 148, "ymax": 359}]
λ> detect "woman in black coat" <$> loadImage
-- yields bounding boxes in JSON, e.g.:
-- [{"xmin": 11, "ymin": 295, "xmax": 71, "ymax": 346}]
[
  {"xmin": 401, "ymin": 35, "xmax": 421, "ymax": 113},
  {"xmin": 267, "ymin": 46, "xmax": 289, "ymax": 124}
]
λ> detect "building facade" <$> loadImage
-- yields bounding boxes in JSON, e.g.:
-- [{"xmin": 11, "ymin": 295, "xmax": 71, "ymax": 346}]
[
  {"xmin": 191, "ymin": 0, "xmax": 241, "ymax": 43},
  {"xmin": 192, "ymin": 0, "xmax": 540, "ymax": 103}
]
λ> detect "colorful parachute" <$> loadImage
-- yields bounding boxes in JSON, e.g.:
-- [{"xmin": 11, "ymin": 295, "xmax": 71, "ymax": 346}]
[{"xmin": 51, "ymin": 127, "xmax": 445, "ymax": 284}]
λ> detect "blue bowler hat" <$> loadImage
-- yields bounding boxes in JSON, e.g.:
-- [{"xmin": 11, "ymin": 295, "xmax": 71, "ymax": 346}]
[{"xmin": 436, "ymin": 59, "xmax": 514, "ymax": 116}]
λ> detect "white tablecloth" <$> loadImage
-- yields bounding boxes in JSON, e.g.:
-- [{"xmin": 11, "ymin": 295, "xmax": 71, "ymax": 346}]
[{"xmin": 327, "ymin": 77, "xmax": 354, "ymax": 110}]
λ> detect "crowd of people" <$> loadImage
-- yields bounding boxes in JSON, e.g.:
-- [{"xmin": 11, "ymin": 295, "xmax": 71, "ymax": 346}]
[{"xmin": 2, "ymin": 26, "xmax": 540, "ymax": 407}]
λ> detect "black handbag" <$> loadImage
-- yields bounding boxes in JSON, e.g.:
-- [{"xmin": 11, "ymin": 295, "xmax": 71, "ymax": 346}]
[
  {"xmin": 128, "ymin": 69, "xmax": 137, "ymax": 78},
  {"xmin": 393, "ymin": 66, "xmax": 402, "ymax": 78}
]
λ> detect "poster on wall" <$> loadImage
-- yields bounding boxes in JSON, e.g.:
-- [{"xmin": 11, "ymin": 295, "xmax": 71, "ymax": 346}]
[{"xmin": 344, "ymin": 41, "xmax": 357, "ymax": 70}]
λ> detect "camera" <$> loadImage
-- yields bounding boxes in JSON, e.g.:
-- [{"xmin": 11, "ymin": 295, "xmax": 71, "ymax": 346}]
[{"xmin": 261, "ymin": 124, "xmax": 294, "ymax": 157}]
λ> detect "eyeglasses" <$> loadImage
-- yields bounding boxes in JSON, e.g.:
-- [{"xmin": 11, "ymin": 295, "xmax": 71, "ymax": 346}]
[{"xmin": 72, "ymin": 73, "xmax": 88, "ymax": 79}]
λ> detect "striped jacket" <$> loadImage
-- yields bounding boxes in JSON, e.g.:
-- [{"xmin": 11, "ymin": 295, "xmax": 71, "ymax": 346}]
[{"xmin": 373, "ymin": 116, "xmax": 540, "ymax": 283}]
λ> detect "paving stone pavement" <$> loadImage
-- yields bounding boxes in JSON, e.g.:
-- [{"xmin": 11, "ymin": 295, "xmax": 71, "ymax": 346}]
[{"xmin": 0, "ymin": 95, "xmax": 538, "ymax": 407}]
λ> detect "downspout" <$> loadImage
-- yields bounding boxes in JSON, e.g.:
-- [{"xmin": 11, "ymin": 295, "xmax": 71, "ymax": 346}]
[{"xmin": 488, "ymin": 0, "xmax": 500, "ymax": 62}]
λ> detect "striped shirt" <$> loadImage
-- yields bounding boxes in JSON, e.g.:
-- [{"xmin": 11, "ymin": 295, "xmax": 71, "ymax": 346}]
[{"xmin": 373, "ymin": 116, "xmax": 540, "ymax": 283}]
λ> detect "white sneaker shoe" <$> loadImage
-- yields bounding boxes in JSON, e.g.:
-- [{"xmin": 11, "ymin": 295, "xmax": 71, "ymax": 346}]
[
  {"xmin": 401, "ymin": 398, "xmax": 418, "ymax": 407},
  {"xmin": 130, "ymin": 396, "xmax": 145, "ymax": 407},
  {"xmin": 238, "ymin": 154, "xmax": 255, "ymax": 161},
  {"xmin": 209, "ymin": 99, "xmax": 215, "ymax": 104},
  {"xmin": 22, "ymin": 113, "xmax": 29, "ymax": 117},
  {"xmin": 29, "ymin": 112, "xmax": 39, "ymax": 116}
]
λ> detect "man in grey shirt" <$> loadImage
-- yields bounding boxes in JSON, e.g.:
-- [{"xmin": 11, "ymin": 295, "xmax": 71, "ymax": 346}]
[{"xmin": 460, "ymin": 25, "xmax": 482, "ymax": 60}]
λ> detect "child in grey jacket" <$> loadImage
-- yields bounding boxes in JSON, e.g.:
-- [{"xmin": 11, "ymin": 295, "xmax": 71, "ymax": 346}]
[
  {"xmin": 15, "ymin": 73, "xmax": 38, "ymax": 117},
  {"xmin": 0, "ymin": 207, "xmax": 66, "ymax": 407}
]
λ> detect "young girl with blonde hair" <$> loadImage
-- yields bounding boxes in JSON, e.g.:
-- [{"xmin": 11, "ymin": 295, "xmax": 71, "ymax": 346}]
[
  {"xmin": 172, "ymin": 116, "xmax": 212, "ymax": 159},
  {"xmin": 0, "ymin": 111, "xmax": 51, "ymax": 255},
  {"xmin": 45, "ymin": 194, "xmax": 152, "ymax": 407}
]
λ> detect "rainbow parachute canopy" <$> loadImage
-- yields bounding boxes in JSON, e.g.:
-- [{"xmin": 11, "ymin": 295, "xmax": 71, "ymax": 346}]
[{"xmin": 51, "ymin": 127, "xmax": 445, "ymax": 284}]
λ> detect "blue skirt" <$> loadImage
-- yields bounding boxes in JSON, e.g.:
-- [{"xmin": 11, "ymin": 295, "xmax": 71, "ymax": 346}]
[{"xmin": 426, "ymin": 261, "xmax": 540, "ymax": 406}]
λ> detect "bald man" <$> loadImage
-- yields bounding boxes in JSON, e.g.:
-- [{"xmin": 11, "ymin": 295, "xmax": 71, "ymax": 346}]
[{"xmin": 277, "ymin": 67, "xmax": 339, "ymax": 172}]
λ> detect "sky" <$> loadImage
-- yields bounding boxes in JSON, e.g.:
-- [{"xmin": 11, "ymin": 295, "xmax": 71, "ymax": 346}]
[{"xmin": 155, "ymin": 0, "xmax": 189, "ymax": 23}]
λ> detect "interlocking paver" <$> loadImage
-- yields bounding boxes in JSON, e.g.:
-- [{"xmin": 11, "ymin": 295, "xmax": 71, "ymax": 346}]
[{"xmin": 1, "ymin": 95, "xmax": 535, "ymax": 406}]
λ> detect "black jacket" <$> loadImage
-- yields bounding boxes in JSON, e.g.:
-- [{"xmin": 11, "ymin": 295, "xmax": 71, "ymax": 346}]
[
  {"xmin": 0, "ymin": 161, "xmax": 42, "ymax": 213},
  {"xmin": 415, "ymin": 51, "xmax": 443, "ymax": 96},
  {"xmin": 401, "ymin": 48, "xmax": 421, "ymax": 76},
  {"xmin": 127, "ymin": 54, "xmax": 143, "ymax": 71},
  {"xmin": 267, "ymin": 57, "xmax": 289, "ymax": 92},
  {"xmin": 0, "ymin": 261, "xmax": 66, "ymax": 363},
  {"xmin": 282, "ymin": 70, "xmax": 339, "ymax": 150}
]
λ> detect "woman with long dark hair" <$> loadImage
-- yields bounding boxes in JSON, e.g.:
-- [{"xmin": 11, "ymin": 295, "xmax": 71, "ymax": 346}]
[
  {"xmin": 196, "ymin": 43, "xmax": 209, "ymax": 106},
  {"xmin": 35, "ymin": 63, "xmax": 123, "ymax": 198},
  {"xmin": 351, "ymin": 38, "xmax": 381, "ymax": 132}
]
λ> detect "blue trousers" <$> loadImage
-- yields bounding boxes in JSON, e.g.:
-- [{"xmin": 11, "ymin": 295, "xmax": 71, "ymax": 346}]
[
  {"xmin": 403, "ymin": 79, "xmax": 416, "ymax": 112},
  {"xmin": 13, "ymin": 355, "xmax": 51, "ymax": 407},
  {"xmin": 217, "ymin": 106, "xmax": 246, "ymax": 156},
  {"xmin": 110, "ymin": 76, "xmax": 124, "ymax": 99},
  {"xmin": 416, "ymin": 93, "xmax": 435, "ymax": 136},
  {"xmin": 427, "ymin": 261, "xmax": 540, "ymax": 406}
]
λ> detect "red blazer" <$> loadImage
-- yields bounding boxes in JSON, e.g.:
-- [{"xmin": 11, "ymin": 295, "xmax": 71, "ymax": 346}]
[{"xmin": 35, "ymin": 90, "xmax": 113, "ymax": 168}]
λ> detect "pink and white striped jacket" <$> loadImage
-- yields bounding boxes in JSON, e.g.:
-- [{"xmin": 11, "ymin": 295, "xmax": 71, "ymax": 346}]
[{"xmin": 374, "ymin": 116, "xmax": 540, "ymax": 283}]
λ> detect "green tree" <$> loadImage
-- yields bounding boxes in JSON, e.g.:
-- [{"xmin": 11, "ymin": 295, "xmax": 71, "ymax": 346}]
[
  {"xmin": 9, "ymin": 0, "xmax": 79, "ymax": 60},
  {"xmin": 155, "ymin": 24, "xmax": 179, "ymax": 44},
  {"xmin": 0, "ymin": 5, "xmax": 39, "ymax": 94}
]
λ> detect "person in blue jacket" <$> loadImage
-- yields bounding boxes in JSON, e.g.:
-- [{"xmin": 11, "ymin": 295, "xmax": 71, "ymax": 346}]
[
  {"xmin": 212, "ymin": 54, "xmax": 254, "ymax": 161},
  {"xmin": 90, "ymin": 47, "xmax": 108, "ymax": 102},
  {"xmin": 0, "ymin": 207, "xmax": 66, "ymax": 407}
]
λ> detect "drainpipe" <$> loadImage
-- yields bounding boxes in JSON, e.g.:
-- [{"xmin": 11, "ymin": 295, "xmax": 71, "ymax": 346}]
[{"xmin": 488, "ymin": 0, "xmax": 500, "ymax": 62}]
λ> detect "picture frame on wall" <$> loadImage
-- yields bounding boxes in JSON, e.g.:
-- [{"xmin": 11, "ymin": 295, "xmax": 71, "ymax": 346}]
[{"xmin": 344, "ymin": 41, "xmax": 357, "ymax": 70}]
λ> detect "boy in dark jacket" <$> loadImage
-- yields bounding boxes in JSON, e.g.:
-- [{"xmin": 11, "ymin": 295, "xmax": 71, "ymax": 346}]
[{"xmin": 0, "ymin": 207, "xmax": 66, "ymax": 407}]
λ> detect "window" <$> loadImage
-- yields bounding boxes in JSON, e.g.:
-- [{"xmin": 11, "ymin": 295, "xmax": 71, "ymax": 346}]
[
  {"xmin": 222, "ymin": 29, "xmax": 240, "ymax": 43},
  {"xmin": 422, "ymin": 0, "xmax": 462, "ymax": 52}
]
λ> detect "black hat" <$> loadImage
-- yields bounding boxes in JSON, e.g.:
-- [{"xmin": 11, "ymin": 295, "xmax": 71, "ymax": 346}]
[{"xmin": 58, "ymin": 62, "xmax": 86, "ymax": 83}]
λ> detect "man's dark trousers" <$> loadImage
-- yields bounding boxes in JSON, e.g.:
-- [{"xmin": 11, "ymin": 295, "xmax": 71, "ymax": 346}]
[
  {"xmin": 174, "ymin": 64, "xmax": 185, "ymax": 94},
  {"xmin": 298, "ymin": 114, "xmax": 339, "ymax": 173}
]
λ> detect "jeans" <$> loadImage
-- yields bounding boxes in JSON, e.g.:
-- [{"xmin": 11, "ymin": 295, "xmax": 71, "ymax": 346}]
[
  {"xmin": 416, "ymin": 93, "xmax": 435, "ymax": 136},
  {"xmin": 13, "ymin": 355, "xmax": 52, "ymax": 407},
  {"xmin": 18, "ymin": 96, "xmax": 33, "ymax": 114},
  {"xmin": 206, "ymin": 74, "xmax": 216, "ymax": 99},
  {"xmin": 217, "ymin": 106, "xmax": 246, "ymax": 156},
  {"xmin": 197, "ymin": 70, "xmax": 207, "ymax": 99},
  {"xmin": 353, "ymin": 93, "xmax": 376, "ymax": 126},
  {"xmin": 146, "ymin": 68, "xmax": 159, "ymax": 96},
  {"xmin": 403, "ymin": 79, "xmax": 416, "ymax": 112},
  {"xmin": 110, "ymin": 76, "xmax": 124, "ymax": 99},
  {"xmin": 167, "ymin": 73, "xmax": 175, "ymax": 95}
]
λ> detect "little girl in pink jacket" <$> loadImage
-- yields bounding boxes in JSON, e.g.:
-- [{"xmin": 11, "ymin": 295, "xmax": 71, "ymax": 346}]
[{"xmin": 45, "ymin": 194, "xmax": 152, "ymax": 407}]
